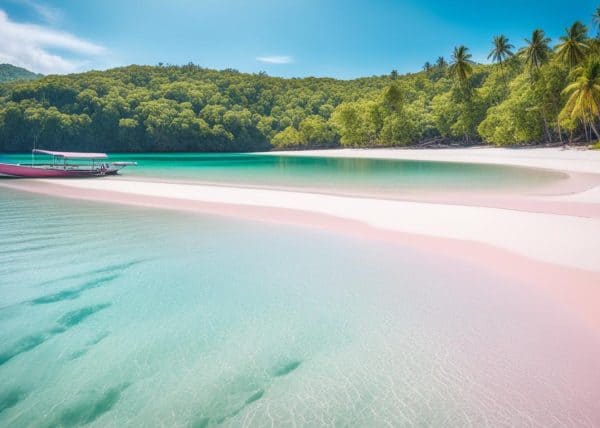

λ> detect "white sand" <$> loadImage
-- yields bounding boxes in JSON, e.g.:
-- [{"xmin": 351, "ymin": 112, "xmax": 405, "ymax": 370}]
[
  {"xmin": 266, "ymin": 147, "xmax": 600, "ymax": 174},
  {"xmin": 268, "ymin": 147, "xmax": 600, "ymax": 205},
  {"xmin": 35, "ymin": 172, "xmax": 600, "ymax": 272}
]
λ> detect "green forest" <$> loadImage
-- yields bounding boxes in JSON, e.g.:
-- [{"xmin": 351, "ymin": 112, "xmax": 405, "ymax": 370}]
[
  {"xmin": 1, "ymin": 9, "xmax": 600, "ymax": 152},
  {"xmin": 0, "ymin": 64, "xmax": 42, "ymax": 84}
]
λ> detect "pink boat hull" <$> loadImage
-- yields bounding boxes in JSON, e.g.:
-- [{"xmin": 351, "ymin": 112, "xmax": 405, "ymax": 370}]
[{"xmin": 0, "ymin": 163, "xmax": 104, "ymax": 178}]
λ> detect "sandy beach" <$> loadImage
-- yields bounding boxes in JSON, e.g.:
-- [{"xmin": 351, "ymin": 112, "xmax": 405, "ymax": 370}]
[
  {"xmin": 267, "ymin": 147, "xmax": 600, "ymax": 174},
  {"xmin": 2, "ymin": 147, "xmax": 600, "ymax": 328}
]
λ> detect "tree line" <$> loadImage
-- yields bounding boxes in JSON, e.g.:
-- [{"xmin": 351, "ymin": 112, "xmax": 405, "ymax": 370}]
[{"xmin": 1, "ymin": 8, "xmax": 599, "ymax": 152}]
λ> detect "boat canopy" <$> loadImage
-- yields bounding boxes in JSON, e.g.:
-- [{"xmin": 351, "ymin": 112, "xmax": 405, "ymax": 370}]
[{"xmin": 32, "ymin": 149, "xmax": 108, "ymax": 159}]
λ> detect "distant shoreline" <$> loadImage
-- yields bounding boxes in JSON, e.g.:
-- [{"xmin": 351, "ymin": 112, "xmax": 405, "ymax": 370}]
[
  {"xmin": 1, "ymin": 143, "xmax": 598, "ymax": 155},
  {"xmin": 265, "ymin": 146, "xmax": 600, "ymax": 174}
]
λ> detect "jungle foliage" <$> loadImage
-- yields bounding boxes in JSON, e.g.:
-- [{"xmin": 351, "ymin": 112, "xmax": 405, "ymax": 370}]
[{"xmin": 1, "ymin": 9, "xmax": 600, "ymax": 152}]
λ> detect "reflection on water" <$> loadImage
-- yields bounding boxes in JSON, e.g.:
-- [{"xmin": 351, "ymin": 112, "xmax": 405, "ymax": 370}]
[
  {"xmin": 0, "ymin": 152, "xmax": 567, "ymax": 196},
  {"xmin": 1, "ymin": 187, "xmax": 599, "ymax": 426}
]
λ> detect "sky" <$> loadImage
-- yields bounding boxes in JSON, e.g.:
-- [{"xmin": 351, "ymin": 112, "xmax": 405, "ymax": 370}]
[{"xmin": 0, "ymin": 0, "xmax": 596, "ymax": 79}]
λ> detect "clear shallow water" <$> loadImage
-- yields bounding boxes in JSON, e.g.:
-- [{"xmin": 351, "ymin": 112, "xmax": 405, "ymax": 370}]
[
  {"xmin": 1, "ymin": 187, "xmax": 600, "ymax": 427},
  {"xmin": 0, "ymin": 152, "xmax": 567, "ymax": 196}
]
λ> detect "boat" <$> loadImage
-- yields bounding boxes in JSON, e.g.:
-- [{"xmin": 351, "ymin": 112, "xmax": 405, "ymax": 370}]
[
  {"xmin": 0, "ymin": 149, "xmax": 136, "ymax": 178},
  {"xmin": 105, "ymin": 161, "xmax": 138, "ymax": 175}
]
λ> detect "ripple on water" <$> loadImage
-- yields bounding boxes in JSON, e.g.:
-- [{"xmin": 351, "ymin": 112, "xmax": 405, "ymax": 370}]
[
  {"xmin": 35, "ymin": 259, "xmax": 146, "ymax": 288},
  {"xmin": 271, "ymin": 360, "xmax": 302, "ymax": 377},
  {"xmin": 31, "ymin": 274, "xmax": 120, "ymax": 305},
  {"xmin": 0, "ymin": 389, "xmax": 26, "ymax": 415},
  {"xmin": 57, "ymin": 303, "xmax": 112, "ymax": 329},
  {"xmin": 49, "ymin": 383, "xmax": 130, "ymax": 428},
  {"xmin": 0, "ymin": 304, "xmax": 111, "ymax": 366}
]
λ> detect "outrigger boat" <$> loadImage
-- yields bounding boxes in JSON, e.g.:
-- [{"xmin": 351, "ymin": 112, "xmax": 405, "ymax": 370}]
[{"xmin": 0, "ymin": 149, "xmax": 136, "ymax": 178}]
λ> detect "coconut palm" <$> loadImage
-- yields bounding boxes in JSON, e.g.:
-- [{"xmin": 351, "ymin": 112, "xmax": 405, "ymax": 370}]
[
  {"xmin": 488, "ymin": 35, "xmax": 514, "ymax": 66},
  {"xmin": 593, "ymin": 6, "xmax": 600, "ymax": 35},
  {"xmin": 589, "ymin": 38, "xmax": 600, "ymax": 57},
  {"xmin": 561, "ymin": 58, "xmax": 600, "ymax": 140},
  {"xmin": 555, "ymin": 22, "xmax": 589, "ymax": 68},
  {"xmin": 449, "ymin": 45, "xmax": 474, "ymax": 85},
  {"xmin": 488, "ymin": 35, "xmax": 514, "ymax": 87},
  {"xmin": 435, "ymin": 56, "xmax": 448, "ymax": 69},
  {"xmin": 520, "ymin": 29, "xmax": 552, "ymax": 73}
]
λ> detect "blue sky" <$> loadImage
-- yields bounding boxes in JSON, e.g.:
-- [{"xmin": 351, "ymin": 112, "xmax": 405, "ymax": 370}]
[{"xmin": 0, "ymin": 0, "xmax": 596, "ymax": 78}]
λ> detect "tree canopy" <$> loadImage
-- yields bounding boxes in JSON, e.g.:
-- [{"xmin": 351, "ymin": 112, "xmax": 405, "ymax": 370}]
[
  {"xmin": 1, "ymin": 8, "xmax": 600, "ymax": 151},
  {"xmin": 0, "ymin": 64, "xmax": 42, "ymax": 84}
]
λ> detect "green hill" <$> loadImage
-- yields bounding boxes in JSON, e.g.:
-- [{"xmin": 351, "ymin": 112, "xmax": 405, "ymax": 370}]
[
  {"xmin": 0, "ymin": 27, "xmax": 595, "ymax": 153},
  {"xmin": 0, "ymin": 64, "xmax": 400, "ymax": 152},
  {"xmin": 0, "ymin": 64, "xmax": 42, "ymax": 84}
]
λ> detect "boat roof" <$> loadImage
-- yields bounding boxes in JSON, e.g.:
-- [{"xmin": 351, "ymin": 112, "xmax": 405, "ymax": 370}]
[{"xmin": 33, "ymin": 149, "xmax": 108, "ymax": 159}]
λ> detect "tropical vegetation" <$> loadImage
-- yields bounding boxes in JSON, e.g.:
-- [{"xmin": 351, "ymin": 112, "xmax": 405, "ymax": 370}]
[
  {"xmin": 1, "ymin": 9, "xmax": 600, "ymax": 152},
  {"xmin": 0, "ymin": 64, "xmax": 42, "ymax": 84}
]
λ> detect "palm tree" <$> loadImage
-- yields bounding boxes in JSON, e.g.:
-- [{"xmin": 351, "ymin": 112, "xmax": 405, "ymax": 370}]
[
  {"xmin": 593, "ymin": 6, "xmax": 600, "ymax": 36},
  {"xmin": 519, "ymin": 30, "xmax": 552, "ymax": 142},
  {"xmin": 423, "ymin": 62, "xmax": 432, "ymax": 72},
  {"xmin": 435, "ymin": 56, "xmax": 447, "ymax": 69},
  {"xmin": 520, "ymin": 29, "xmax": 552, "ymax": 73},
  {"xmin": 449, "ymin": 45, "xmax": 474, "ymax": 85},
  {"xmin": 488, "ymin": 35, "xmax": 514, "ymax": 65},
  {"xmin": 488, "ymin": 35, "xmax": 514, "ymax": 87},
  {"xmin": 555, "ymin": 22, "xmax": 589, "ymax": 68},
  {"xmin": 589, "ymin": 38, "xmax": 600, "ymax": 57},
  {"xmin": 561, "ymin": 58, "xmax": 600, "ymax": 141}
]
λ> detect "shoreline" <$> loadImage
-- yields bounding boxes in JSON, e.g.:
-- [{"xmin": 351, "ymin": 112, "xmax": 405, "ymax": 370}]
[
  {"xmin": 265, "ymin": 147, "xmax": 600, "ymax": 174},
  {"xmin": 1, "ymin": 147, "xmax": 599, "ymax": 330},
  {"xmin": 3, "ymin": 176, "xmax": 599, "ymax": 271}
]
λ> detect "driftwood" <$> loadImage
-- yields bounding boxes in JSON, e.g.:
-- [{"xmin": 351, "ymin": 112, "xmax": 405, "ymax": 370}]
[
  {"xmin": 413, "ymin": 137, "xmax": 480, "ymax": 149},
  {"xmin": 411, "ymin": 135, "xmax": 594, "ymax": 149}
]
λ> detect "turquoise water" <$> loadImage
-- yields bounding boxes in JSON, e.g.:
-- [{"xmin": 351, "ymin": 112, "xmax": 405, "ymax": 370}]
[
  {"xmin": 0, "ymin": 153, "xmax": 567, "ymax": 196},
  {"xmin": 1, "ymin": 186, "xmax": 600, "ymax": 426}
]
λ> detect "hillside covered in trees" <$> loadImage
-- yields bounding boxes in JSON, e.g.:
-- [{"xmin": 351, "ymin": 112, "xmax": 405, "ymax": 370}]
[
  {"xmin": 0, "ymin": 64, "xmax": 42, "ymax": 84},
  {"xmin": 0, "ymin": 8, "xmax": 599, "ymax": 152}
]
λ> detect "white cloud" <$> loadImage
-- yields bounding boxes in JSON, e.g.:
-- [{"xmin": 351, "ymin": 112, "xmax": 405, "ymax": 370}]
[
  {"xmin": 256, "ymin": 55, "xmax": 293, "ymax": 64},
  {"xmin": 0, "ymin": 9, "xmax": 106, "ymax": 74},
  {"xmin": 16, "ymin": 0, "xmax": 63, "ymax": 24}
]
